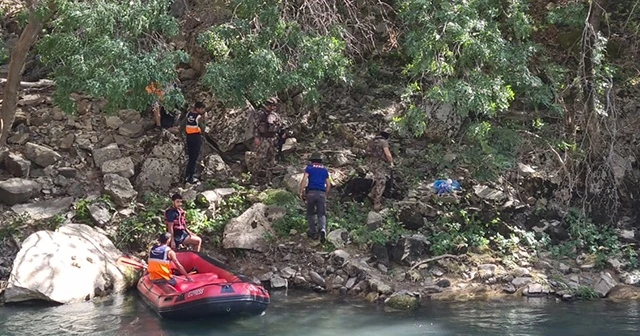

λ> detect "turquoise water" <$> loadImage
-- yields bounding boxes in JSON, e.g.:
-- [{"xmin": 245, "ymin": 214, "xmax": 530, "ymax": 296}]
[{"xmin": 0, "ymin": 291, "xmax": 638, "ymax": 335}]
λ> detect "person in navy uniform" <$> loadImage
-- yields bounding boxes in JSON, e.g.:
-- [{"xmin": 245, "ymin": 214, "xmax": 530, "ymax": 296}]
[
  {"xmin": 179, "ymin": 102, "xmax": 207, "ymax": 184},
  {"xmin": 164, "ymin": 193, "xmax": 202, "ymax": 251},
  {"xmin": 298, "ymin": 152, "xmax": 331, "ymax": 243}
]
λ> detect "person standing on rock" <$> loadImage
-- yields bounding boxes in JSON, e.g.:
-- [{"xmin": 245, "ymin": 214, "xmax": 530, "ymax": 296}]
[
  {"xmin": 165, "ymin": 193, "xmax": 203, "ymax": 252},
  {"xmin": 299, "ymin": 152, "xmax": 331, "ymax": 243},
  {"xmin": 148, "ymin": 232, "xmax": 193, "ymax": 285},
  {"xmin": 251, "ymin": 97, "xmax": 282, "ymax": 183},
  {"xmin": 146, "ymin": 82, "xmax": 179, "ymax": 132},
  {"xmin": 180, "ymin": 101, "xmax": 206, "ymax": 184},
  {"xmin": 368, "ymin": 128, "xmax": 394, "ymax": 211}
]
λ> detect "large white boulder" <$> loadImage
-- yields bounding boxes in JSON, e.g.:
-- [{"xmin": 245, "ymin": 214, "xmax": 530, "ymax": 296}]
[
  {"xmin": 4, "ymin": 223, "xmax": 138, "ymax": 304},
  {"xmin": 222, "ymin": 203, "xmax": 284, "ymax": 252}
]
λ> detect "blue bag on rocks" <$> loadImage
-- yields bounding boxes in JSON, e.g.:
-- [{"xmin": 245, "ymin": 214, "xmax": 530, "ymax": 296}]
[{"xmin": 433, "ymin": 179, "xmax": 461, "ymax": 196}]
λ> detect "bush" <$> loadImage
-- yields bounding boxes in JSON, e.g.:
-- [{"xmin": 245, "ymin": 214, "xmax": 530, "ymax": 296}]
[{"xmin": 198, "ymin": 0, "xmax": 350, "ymax": 106}]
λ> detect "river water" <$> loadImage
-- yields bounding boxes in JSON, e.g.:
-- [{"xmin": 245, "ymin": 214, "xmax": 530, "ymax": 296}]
[{"xmin": 0, "ymin": 291, "xmax": 638, "ymax": 336}]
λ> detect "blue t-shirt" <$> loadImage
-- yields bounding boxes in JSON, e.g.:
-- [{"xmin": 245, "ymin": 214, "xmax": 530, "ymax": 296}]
[{"xmin": 305, "ymin": 163, "xmax": 329, "ymax": 191}]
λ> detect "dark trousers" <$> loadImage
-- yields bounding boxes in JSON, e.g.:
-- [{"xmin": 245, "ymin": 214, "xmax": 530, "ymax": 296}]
[
  {"xmin": 185, "ymin": 134, "xmax": 202, "ymax": 180},
  {"xmin": 306, "ymin": 190, "xmax": 327, "ymax": 233}
]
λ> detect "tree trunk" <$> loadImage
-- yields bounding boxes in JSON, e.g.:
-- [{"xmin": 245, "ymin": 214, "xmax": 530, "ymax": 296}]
[
  {"xmin": 0, "ymin": 11, "xmax": 43, "ymax": 145},
  {"xmin": 581, "ymin": 0, "xmax": 609, "ymax": 154}
]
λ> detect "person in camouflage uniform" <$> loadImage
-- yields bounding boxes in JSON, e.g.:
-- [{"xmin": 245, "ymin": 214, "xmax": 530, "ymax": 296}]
[
  {"xmin": 250, "ymin": 97, "xmax": 281, "ymax": 181},
  {"xmin": 368, "ymin": 129, "xmax": 394, "ymax": 211}
]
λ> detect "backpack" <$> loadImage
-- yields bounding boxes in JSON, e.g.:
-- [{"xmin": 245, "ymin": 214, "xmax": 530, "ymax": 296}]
[{"xmin": 367, "ymin": 137, "xmax": 385, "ymax": 160}]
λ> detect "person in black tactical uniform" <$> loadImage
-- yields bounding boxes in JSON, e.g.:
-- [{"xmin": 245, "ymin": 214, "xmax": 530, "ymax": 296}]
[{"xmin": 180, "ymin": 102, "xmax": 206, "ymax": 184}]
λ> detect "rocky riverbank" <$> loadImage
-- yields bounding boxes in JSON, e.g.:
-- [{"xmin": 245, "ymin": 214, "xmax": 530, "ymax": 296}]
[{"xmin": 1, "ymin": 82, "xmax": 640, "ymax": 309}]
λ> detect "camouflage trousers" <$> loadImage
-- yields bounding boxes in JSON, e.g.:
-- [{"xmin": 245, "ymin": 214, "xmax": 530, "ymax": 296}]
[
  {"xmin": 248, "ymin": 137, "xmax": 277, "ymax": 178},
  {"xmin": 369, "ymin": 160, "xmax": 388, "ymax": 210}
]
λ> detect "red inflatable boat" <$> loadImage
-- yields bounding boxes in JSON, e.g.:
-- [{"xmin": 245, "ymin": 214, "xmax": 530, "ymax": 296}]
[{"xmin": 136, "ymin": 251, "xmax": 269, "ymax": 319}]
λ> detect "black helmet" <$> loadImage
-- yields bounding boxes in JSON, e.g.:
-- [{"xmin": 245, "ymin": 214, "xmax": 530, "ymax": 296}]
[{"xmin": 310, "ymin": 152, "xmax": 323, "ymax": 162}]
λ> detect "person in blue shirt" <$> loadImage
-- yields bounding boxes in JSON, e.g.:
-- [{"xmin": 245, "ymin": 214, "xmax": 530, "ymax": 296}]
[{"xmin": 298, "ymin": 152, "xmax": 331, "ymax": 243}]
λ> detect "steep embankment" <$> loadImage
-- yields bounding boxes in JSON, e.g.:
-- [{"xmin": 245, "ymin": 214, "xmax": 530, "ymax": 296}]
[{"xmin": 1, "ymin": 0, "xmax": 640, "ymax": 308}]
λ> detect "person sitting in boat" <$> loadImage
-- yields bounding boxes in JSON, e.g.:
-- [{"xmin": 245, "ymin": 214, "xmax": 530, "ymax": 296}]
[
  {"xmin": 148, "ymin": 232, "xmax": 193, "ymax": 285},
  {"xmin": 164, "ymin": 193, "xmax": 203, "ymax": 252}
]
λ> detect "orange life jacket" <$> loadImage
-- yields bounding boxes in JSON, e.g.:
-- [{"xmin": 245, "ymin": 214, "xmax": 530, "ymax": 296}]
[
  {"xmin": 147, "ymin": 244, "xmax": 171, "ymax": 281},
  {"xmin": 185, "ymin": 112, "xmax": 202, "ymax": 135}
]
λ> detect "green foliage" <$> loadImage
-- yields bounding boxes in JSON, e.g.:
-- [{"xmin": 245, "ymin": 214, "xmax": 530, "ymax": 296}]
[
  {"xmin": 352, "ymin": 211, "xmax": 408, "ymax": 246},
  {"xmin": 573, "ymin": 286, "xmax": 599, "ymax": 300},
  {"xmin": 396, "ymin": 0, "xmax": 557, "ymax": 136},
  {"xmin": 36, "ymin": 0, "xmax": 186, "ymax": 114},
  {"xmin": 546, "ymin": 2, "xmax": 588, "ymax": 28},
  {"xmin": 114, "ymin": 193, "xmax": 170, "ymax": 250},
  {"xmin": 428, "ymin": 209, "xmax": 492, "ymax": 255},
  {"xmin": 0, "ymin": 214, "xmax": 65, "ymax": 241},
  {"xmin": 198, "ymin": 0, "xmax": 351, "ymax": 106},
  {"xmin": 74, "ymin": 198, "xmax": 93, "ymax": 223},
  {"xmin": 548, "ymin": 209, "xmax": 638, "ymax": 269},
  {"xmin": 261, "ymin": 189, "xmax": 299, "ymax": 208},
  {"xmin": 262, "ymin": 190, "xmax": 307, "ymax": 236},
  {"xmin": 461, "ymin": 122, "xmax": 521, "ymax": 180},
  {"xmin": 0, "ymin": 40, "xmax": 7, "ymax": 65}
]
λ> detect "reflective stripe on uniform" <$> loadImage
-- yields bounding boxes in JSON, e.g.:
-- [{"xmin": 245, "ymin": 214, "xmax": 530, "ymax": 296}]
[
  {"xmin": 185, "ymin": 112, "xmax": 201, "ymax": 134},
  {"xmin": 148, "ymin": 245, "xmax": 171, "ymax": 281}
]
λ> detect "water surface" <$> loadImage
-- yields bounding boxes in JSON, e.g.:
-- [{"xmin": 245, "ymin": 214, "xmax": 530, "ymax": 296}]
[{"xmin": 0, "ymin": 291, "xmax": 638, "ymax": 335}]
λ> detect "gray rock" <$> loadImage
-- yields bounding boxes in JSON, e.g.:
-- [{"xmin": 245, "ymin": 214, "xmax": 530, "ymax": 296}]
[
  {"xmin": 436, "ymin": 279, "xmax": 451, "ymax": 288},
  {"xmin": 195, "ymin": 190, "xmax": 221, "ymax": 208},
  {"xmin": 4, "ymin": 152, "xmax": 31, "ymax": 177},
  {"xmin": 8, "ymin": 133, "xmax": 29, "ymax": 145},
  {"xmin": 23, "ymin": 142, "xmax": 62, "ymax": 168},
  {"xmin": 58, "ymin": 167, "xmax": 77, "ymax": 178},
  {"xmin": 118, "ymin": 123, "xmax": 144, "ymax": 138},
  {"xmin": 523, "ymin": 283, "xmax": 545, "ymax": 297},
  {"xmin": 105, "ymin": 116, "xmax": 124, "ymax": 129},
  {"xmin": 222, "ymin": 203, "xmax": 279, "ymax": 252},
  {"xmin": 331, "ymin": 249, "xmax": 350, "ymax": 266},
  {"xmin": 367, "ymin": 211, "xmax": 383, "ymax": 229},
  {"xmin": 88, "ymin": 202, "xmax": 112, "ymax": 226},
  {"xmin": 385, "ymin": 291, "xmax": 419, "ymax": 310},
  {"xmin": 0, "ymin": 178, "xmax": 41, "ymax": 205},
  {"xmin": 11, "ymin": 197, "xmax": 73, "ymax": 221},
  {"xmin": 136, "ymin": 158, "xmax": 180, "ymax": 192},
  {"xmin": 512, "ymin": 277, "xmax": 532, "ymax": 287},
  {"xmin": 309, "ymin": 271, "xmax": 326, "ymax": 287},
  {"xmin": 269, "ymin": 274, "xmax": 288, "ymax": 289},
  {"xmin": 118, "ymin": 109, "xmax": 142, "ymax": 123},
  {"xmin": 345, "ymin": 277, "xmax": 357, "ymax": 289},
  {"xmin": 389, "ymin": 234, "xmax": 431, "ymax": 265},
  {"xmin": 58, "ymin": 134, "xmax": 75, "ymax": 151},
  {"xmin": 280, "ymin": 267, "xmax": 297, "ymax": 279},
  {"xmin": 204, "ymin": 154, "xmax": 230, "ymax": 176},
  {"xmin": 371, "ymin": 243, "xmax": 390, "ymax": 267},
  {"xmin": 101, "ymin": 157, "xmax": 134, "ymax": 178},
  {"xmin": 282, "ymin": 173, "xmax": 304, "ymax": 194},
  {"xmin": 478, "ymin": 264, "xmax": 497, "ymax": 278},
  {"xmin": 431, "ymin": 267, "xmax": 445, "ymax": 277},
  {"xmin": 377, "ymin": 264, "xmax": 388, "ymax": 273},
  {"xmin": 621, "ymin": 270, "xmax": 640, "ymax": 286},
  {"xmin": 258, "ymin": 272, "xmax": 273, "ymax": 282},
  {"xmin": 103, "ymin": 174, "xmax": 138, "ymax": 207},
  {"xmin": 558, "ymin": 262, "xmax": 571, "ymax": 274},
  {"xmin": 503, "ymin": 284, "xmax": 517, "ymax": 294},
  {"xmin": 513, "ymin": 267, "xmax": 531, "ymax": 278},
  {"xmin": 4, "ymin": 224, "xmax": 137, "ymax": 304},
  {"xmin": 473, "ymin": 185, "xmax": 506, "ymax": 201},
  {"xmin": 368, "ymin": 277, "xmax": 393, "ymax": 295},
  {"xmin": 327, "ymin": 229, "xmax": 349, "ymax": 248},
  {"xmin": 293, "ymin": 276, "xmax": 307, "ymax": 286},
  {"xmin": 617, "ymin": 229, "xmax": 635, "ymax": 242},
  {"xmin": 92, "ymin": 143, "xmax": 122, "ymax": 168},
  {"xmin": 593, "ymin": 271, "xmax": 618, "ymax": 297}
]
